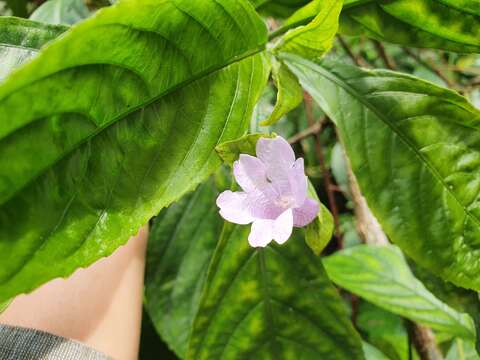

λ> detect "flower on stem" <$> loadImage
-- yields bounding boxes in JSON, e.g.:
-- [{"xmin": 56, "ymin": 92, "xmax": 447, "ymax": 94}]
[{"xmin": 216, "ymin": 136, "xmax": 319, "ymax": 248}]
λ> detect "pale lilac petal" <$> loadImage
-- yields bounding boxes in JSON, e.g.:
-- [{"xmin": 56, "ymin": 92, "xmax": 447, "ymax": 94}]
[
  {"xmin": 293, "ymin": 198, "xmax": 320, "ymax": 227},
  {"xmin": 217, "ymin": 190, "xmax": 254, "ymax": 225},
  {"xmin": 248, "ymin": 219, "xmax": 274, "ymax": 247},
  {"xmin": 256, "ymin": 136, "xmax": 296, "ymax": 181},
  {"xmin": 246, "ymin": 186, "xmax": 284, "ymax": 220},
  {"xmin": 233, "ymin": 154, "xmax": 268, "ymax": 192},
  {"xmin": 290, "ymin": 158, "xmax": 308, "ymax": 206},
  {"xmin": 273, "ymin": 209, "xmax": 293, "ymax": 245}
]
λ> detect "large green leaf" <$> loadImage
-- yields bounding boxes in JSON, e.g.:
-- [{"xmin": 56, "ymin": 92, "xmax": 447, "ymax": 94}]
[
  {"xmin": 187, "ymin": 224, "xmax": 364, "ymax": 359},
  {"xmin": 30, "ymin": 0, "xmax": 91, "ymax": 25},
  {"xmin": 144, "ymin": 179, "xmax": 223, "ymax": 358},
  {"xmin": 362, "ymin": 342, "xmax": 390, "ymax": 360},
  {"xmin": 340, "ymin": 0, "xmax": 480, "ymax": 53},
  {"xmin": 0, "ymin": 0, "xmax": 270, "ymax": 302},
  {"xmin": 323, "ymin": 245, "xmax": 476, "ymax": 340},
  {"xmin": 0, "ymin": 17, "xmax": 67, "ymax": 81},
  {"xmin": 283, "ymin": 54, "xmax": 480, "ymax": 291}
]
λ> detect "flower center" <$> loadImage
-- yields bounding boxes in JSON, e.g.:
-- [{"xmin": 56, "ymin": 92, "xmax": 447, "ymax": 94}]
[{"xmin": 274, "ymin": 195, "xmax": 295, "ymax": 209}]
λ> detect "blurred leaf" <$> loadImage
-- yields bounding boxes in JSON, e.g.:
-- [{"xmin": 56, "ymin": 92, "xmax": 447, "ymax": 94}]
[
  {"xmin": 323, "ymin": 245, "xmax": 476, "ymax": 340},
  {"xmin": 215, "ymin": 133, "xmax": 275, "ymax": 166},
  {"xmin": 330, "ymin": 142, "xmax": 350, "ymax": 196},
  {"xmin": 0, "ymin": 0, "xmax": 269, "ymax": 303},
  {"xmin": 6, "ymin": 0, "xmax": 28, "ymax": 17},
  {"xmin": 446, "ymin": 338, "xmax": 480, "ymax": 360},
  {"xmin": 261, "ymin": 60, "xmax": 303, "ymax": 126},
  {"xmin": 362, "ymin": 341, "xmax": 391, "ymax": 360},
  {"xmin": 305, "ymin": 182, "xmax": 334, "ymax": 255},
  {"xmin": 275, "ymin": 0, "xmax": 342, "ymax": 59},
  {"xmin": 30, "ymin": 0, "xmax": 91, "ymax": 25},
  {"xmin": 144, "ymin": 180, "xmax": 223, "ymax": 357},
  {"xmin": 340, "ymin": 0, "xmax": 480, "ymax": 53},
  {"xmin": 357, "ymin": 302, "xmax": 415, "ymax": 360},
  {"xmin": 0, "ymin": 300, "xmax": 10, "ymax": 314},
  {"xmin": 0, "ymin": 17, "xmax": 67, "ymax": 81},
  {"xmin": 187, "ymin": 225, "xmax": 364, "ymax": 359},
  {"xmin": 251, "ymin": 0, "xmax": 310, "ymax": 18},
  {"xmin": 284, "ymin": 55, "xmax": 480, "ymax": 291}
]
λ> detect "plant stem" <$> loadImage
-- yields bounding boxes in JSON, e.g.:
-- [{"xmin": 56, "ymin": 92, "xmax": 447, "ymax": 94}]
[
  {"xmin": 372, "ymin": 40, "xmax": 396, "ymax": 70},
  {"xmin": 406, "ymin": 320, "xmax": 443, "ymax": 360},
  {"xmin": 403, "ymin": 47, "xmax": 454, "ymax": 88},
  {"xmin": 288, "ymin": 121, "xmax": 323, "ymax": 144},
  {"xmin": 303, "ymin": 93, "xmax": 343, "ymax": 247},
  {"xmin": 337, "ymin": 35, "xmax": 369, "ymax": 68}
]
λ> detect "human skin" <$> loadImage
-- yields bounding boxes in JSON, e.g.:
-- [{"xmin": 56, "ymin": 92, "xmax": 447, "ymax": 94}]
[{"xmin": 0, "ymin": 226, "xmax": 149, "ymax": 360}]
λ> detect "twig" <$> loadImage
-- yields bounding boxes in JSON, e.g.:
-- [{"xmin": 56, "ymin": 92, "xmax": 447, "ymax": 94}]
[
  {"xmin": 372, "ymin": 40, "xmax": 396, "ymax": 70},
  {"xmin": 303, "ymin": 93, "xmax": 343, "ymax": 246},
  {"xmin": 288, "ymin": 121, "xmax": 323, "ymax": 144},
  {"xmin": 406, "ymin": 321, "xmax": 443, "ymax": 360},
  {"xmin": 403, "ymin": 47, "xmax": 454, "ymax": 88},
  {"xmin": 337, "ymin": 35, "xmax": 370, "ymax": 68}
]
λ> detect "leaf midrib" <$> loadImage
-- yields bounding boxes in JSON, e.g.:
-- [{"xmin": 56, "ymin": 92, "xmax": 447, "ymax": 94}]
[{"xmin": 0, "ymin": 43, "xmax": 265, "ymax": 207}]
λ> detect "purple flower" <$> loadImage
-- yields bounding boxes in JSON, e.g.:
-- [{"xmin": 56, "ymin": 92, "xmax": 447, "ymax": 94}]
[{"xmin": 216, "ymin": 136, "xmax": 320, "ymax": 248}]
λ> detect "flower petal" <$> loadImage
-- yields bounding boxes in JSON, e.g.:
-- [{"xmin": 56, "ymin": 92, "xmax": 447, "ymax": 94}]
[
  {"xmin": 256, "ymin": 136, "xmax": 295, "ymax": 181},
  {"xmin": 217, "ymin": 190, "xmax": 254, "ymax": 225},
  {"xmin": 293, "ymin": 197, "xmax": 320, "ymax": 227},
  {"xmin": 248, "ymin": 219, "xmax": 274, "ymax": 247},
  {"xmin": 233, "ymin": 154, "xmax": 268, "ymax": 192},
  {"xmin": 246, "ymin": 186, "xmax": 284, "ymax": 220},
  {"xmin": 273, "ymin": 209, "xmax": 293, "ymax": 245}
]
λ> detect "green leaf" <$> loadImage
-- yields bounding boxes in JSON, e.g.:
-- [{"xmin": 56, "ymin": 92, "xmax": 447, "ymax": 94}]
[
  {"xmin": 323, "ymin": 244, "xmax": 476, "ymax": 340},
  {"xmin": 0, "ymin": 0, "xmax": 270, "ymax": 302},
  {"xmin": 447, "ymin": 338, "xmax": 480, "ymax": 360},
  {"xmin": 0, "ymin": 17, "xmax": 67, "ymax": 81},
  {"xmin": 30, "ymin": 0, "xmax": 91, "ymax": 25},
  {"xmin": 187, "ymin": 224, "xmax": 364, "ymax": 359},
  {"xmin": 357, "ymin": 302, "xmax": 414, "ymax": 360},
  {"xmin": 215, "ymin": 133, "xmax": 275, "ymax": 165},
  {"xmin": 362, "ymin": 342, "xmax": 391, "ymax": 360},
  {"xmin": 261, "ymin": 60, "xmax": 303, "ymax": 126},
  {"xmin": 340, "ymin": 0, "xmax": 480, "ymax": 53},
  {"xmin": 144, "ymin": 179, "xmax": 223, "ymax": 358},
  {"xmin": 250, "ymin": 0, "xmax": 310, "ymax": 18},
  {"xmin": 275, "ymin": 0, "xmax": 343, "ymax": 59},
  {"xmin": 305, "ymin": 182, "xmax": 334, "ymax": 255},
  {"xmin": 283, "ymin": 54, "xmax": 480, "ymax": 291}
]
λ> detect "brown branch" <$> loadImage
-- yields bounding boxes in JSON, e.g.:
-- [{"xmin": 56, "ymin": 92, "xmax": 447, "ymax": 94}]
[
  {"xmin": 372, "ymin": 40, "xmax": 397, "ymax": 70},
  {"xmin": 406, "ymin": 321, "xmax": 443, "ymax": 360},
  {"xmin": 303, "ymin": 93, "xmax": 343, "ymax": 246},
  {"xmin": 337, "ymin": 35, "xmax": 370, "ymax": 68},
  {"xmin": 288, "ymin": 121, "xmax": 323, "ymax": 145},
  {"xmin": 403, "ymin": 47, "xmax": 454, "ymax": 88}
]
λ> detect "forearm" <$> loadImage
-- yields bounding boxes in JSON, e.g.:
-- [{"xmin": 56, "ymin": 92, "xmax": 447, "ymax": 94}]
[{"xmin": 0, "ymin": 226, "xmax": 149, "ymax": 360}]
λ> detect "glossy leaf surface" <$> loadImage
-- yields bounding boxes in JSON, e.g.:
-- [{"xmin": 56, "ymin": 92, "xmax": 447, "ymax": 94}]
[
  {"xmin": 0, "ymin": 0, "xmax": 269, "ymax": 302},
  {"xmin": 447, "ymin": 339, "xmax": 480, "ymax": 360},
  {"xmin": 145, "ymin": 180, "xmax": 223, "ymax": 358},
  {"xmin": 275, "ymin": 0, "xmax": 342, "ymax": 59},
  {"xmin": 187, "ymin": 225, "xmax": 364, "ymax": 359},
  {"xmin": 323, "ymin": 245, "xmax": 476, "ymax": 340},
  {"xmin": 0, "ymin": 17, "xmax": 66, "ymax": 81},
  {"xmin": 261, "ymin": 60, "xmax": 303, "ymax": 126},
  {"xmin": 341, "ymin": 0, "xmax": 480, "ymax": 53},
  {"xmin": 284, "ymin": 54, "xmax": 480, "ymax": 291},
  {"xmin": 30, "ymin": 0, "xmax": 91, "ymax": 25}
]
